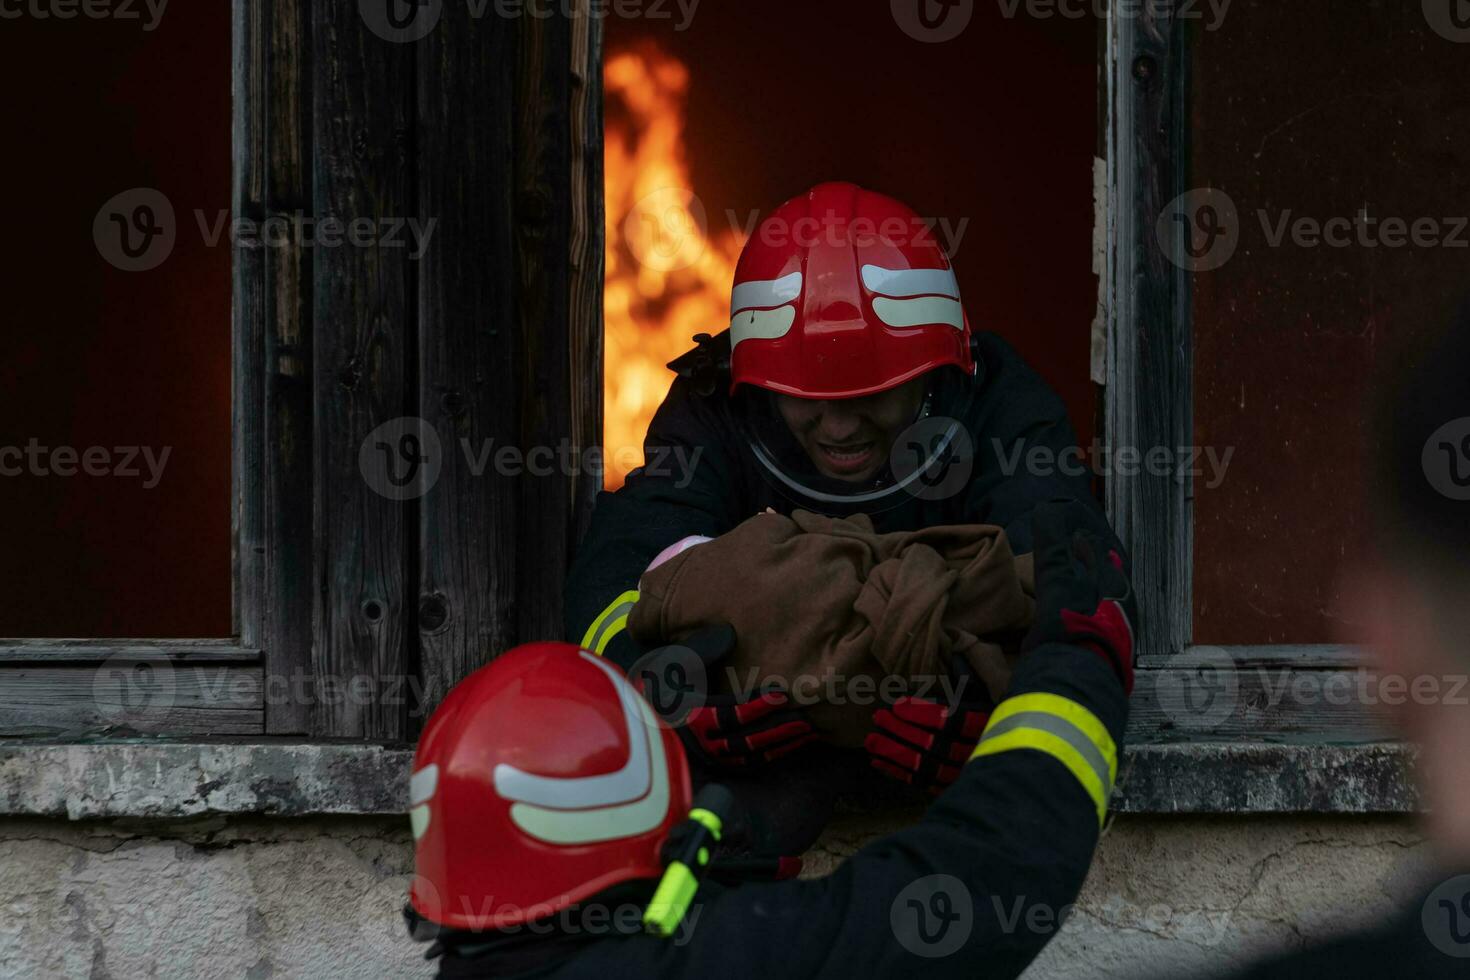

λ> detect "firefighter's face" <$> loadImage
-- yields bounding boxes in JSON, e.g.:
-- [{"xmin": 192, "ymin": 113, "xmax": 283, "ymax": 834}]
[{"xmin": 774, "ymin": 379, "xmax": 925, "ymax": 482}]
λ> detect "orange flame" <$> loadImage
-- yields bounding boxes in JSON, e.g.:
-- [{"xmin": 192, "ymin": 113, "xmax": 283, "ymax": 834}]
[{"xmin": 603, "ymin": 44, "xmax": 746, "ymax": 489}]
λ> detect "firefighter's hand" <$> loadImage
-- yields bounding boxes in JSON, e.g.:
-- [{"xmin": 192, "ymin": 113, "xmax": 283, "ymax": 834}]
[
  {"xmin": 1022, "ymin": 499, "xmax": 1137, "ymax": 693},
  {"xmin": 633, "ymin": 625, "xmax": 817, "ymax": 770},
  {"xmin": 865, "ymin": 657, "xmax": 991, "ymax": 794}
]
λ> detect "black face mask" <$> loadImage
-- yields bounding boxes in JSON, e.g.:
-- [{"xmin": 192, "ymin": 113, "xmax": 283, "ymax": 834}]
[{"xmin": 733, "ymin": 365, "xmax": 980, "ymax": 516}]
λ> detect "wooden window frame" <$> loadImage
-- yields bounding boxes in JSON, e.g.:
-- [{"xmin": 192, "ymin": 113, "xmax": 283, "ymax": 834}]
[
  {"xmin": 0, "ymin": 1, "xmax": 603, "ymax": 742},
  {"xmin": 1105, "ymin": 11, "xmax": 1384, "ymax": 746}
]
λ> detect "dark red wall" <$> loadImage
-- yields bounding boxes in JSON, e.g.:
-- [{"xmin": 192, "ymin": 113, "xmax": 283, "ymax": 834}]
[
  {"xmin": 1190, "ymin": 2, "xmax": 1470, "ymax": 644},
  {"xmin": 609, "ymin": 2, "xmax": 1101, "ymax": 446},
  {"xmin": 0, "ymin": 6, "xmax": 232, "ymax": 637}
]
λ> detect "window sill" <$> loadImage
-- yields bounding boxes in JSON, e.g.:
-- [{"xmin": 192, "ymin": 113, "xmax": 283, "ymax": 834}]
[{"xmin": 0, "ymin": 739, "xmax": 1417, "ymax": 821}]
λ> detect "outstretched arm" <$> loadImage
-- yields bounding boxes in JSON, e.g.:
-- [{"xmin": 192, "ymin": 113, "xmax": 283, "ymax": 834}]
[{"xmin": 564, "ymin": 378, "xmax": 741, "ymax": 670}]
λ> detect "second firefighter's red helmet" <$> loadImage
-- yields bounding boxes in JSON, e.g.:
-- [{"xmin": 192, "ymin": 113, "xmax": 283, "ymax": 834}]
[
  {"xmin": 408, "ymin": 643, "xmax": 691, "ymax": 931},
  {"xmin": 729, "ymin": 182, "xmax": 975, "ymax": 399}
]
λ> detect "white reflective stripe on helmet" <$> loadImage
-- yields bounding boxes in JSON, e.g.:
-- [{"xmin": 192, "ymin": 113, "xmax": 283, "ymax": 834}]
[
  {"xmin": 861, "ymin": 264, "xmax": 961, "ymax": 300},
  {"xmin": 408, "ymin": 764, "xmax": 439, "ymax": 842},
  {"xmin": 508, "ymin": 687, "xmax": 671, "ymax": 845},
  {"xmin": 493, "ymin": 651, "xmax": 652, "ymax": 808},
  {"xmin": 873, "ymin": 296, "xmax": 965, "ymax": 331},
  {"xmin": 730, "ymin": 306, "xmax": 797, "ymax": 350},
  {"xmin": 410, "ymin": 764, "xmax": 439, "ymax": 806},
  {"xmin": 410, "ymin": 805, "xmax": 432, "ymax": 841},
  {"xmin": 730, "ymin": 271, "xmax": 803, "ymax": 316}
]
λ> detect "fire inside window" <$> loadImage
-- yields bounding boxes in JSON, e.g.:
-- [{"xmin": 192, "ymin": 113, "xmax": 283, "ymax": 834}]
[{"xmin": 603, "ymin": 44, "xmax": 744, "ymax": 489}]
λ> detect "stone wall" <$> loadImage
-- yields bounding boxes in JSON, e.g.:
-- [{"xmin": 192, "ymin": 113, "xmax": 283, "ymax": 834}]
[{"xmin": 1, "ymin": 812, "xmax": 1429, "ymax": 979}]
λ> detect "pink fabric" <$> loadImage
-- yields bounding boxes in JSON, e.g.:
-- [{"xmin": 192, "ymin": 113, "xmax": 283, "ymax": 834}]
[{"xmin": 645, "ymin": 535, "xmax": 713, "ymax": 576}]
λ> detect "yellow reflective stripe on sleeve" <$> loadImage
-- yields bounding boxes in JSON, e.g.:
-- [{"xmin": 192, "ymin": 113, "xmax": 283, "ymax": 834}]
[
  {"xmin": 970, "ymin": 692, "xmax": 1117, "ymax": 827},
  {"xmin": 580, "ymin": 590, "xmax": 640, "ymax": 656}
]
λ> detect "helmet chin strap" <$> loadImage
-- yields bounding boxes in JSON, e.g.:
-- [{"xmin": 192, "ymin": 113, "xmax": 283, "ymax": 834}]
[{"xmin": 749, "ymin": 419, "xmax": 963, "ymax": 508}]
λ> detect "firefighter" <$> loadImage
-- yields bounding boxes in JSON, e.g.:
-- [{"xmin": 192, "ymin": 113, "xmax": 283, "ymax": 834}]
[
  {"xmin": 406, "ymin": 499, "xmax": 1134, "ymax": 979},
  {"xmin": 1204, "ymin": 309, "xmax": 1470, "ymax": 978},
  {"xmin": 565, "ymin": 182, "xmax": 1126, "ymax": 824}
]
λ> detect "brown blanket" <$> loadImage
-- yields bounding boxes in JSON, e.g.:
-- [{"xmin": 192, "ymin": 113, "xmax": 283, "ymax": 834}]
[{"xmin": 628, "ymin": 510, "xmax": 1035, "ymax": 747}]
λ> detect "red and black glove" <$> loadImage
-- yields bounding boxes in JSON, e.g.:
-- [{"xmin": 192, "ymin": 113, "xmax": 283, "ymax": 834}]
[
  {"xmin": 1022, "ymin": 499, "xmax": 1137, "ymax": 693},
  {"xmin": 865, "ymin": 657, "xmax": 993, "ymax": 794},
  {"xmin": 683, "ymin": 691, "xmax": 815, "ymax": 769},
  {"xmin": 629, "ymin": 624, "xmax": 817, "ymax": 770}
]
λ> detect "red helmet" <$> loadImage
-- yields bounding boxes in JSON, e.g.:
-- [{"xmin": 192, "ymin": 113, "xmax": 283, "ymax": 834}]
[
  {"xmin": 408, "ymin": 643, "xmax": 692, "ymax": 931},
  {"xmin": 729, "ymin": 181, "xmax": 975, "ymax": 399}
]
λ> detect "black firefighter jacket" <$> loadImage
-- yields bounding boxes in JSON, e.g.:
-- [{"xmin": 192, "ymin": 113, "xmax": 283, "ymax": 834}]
[{"xmin": 564, "ymin": 330, "xmax": 1123, "ymax": 672}]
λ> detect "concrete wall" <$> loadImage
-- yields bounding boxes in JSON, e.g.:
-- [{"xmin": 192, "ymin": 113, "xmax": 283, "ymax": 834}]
[{"xmin": 0, "ymin": 813, "xmax": 1428, "ymax": 980}]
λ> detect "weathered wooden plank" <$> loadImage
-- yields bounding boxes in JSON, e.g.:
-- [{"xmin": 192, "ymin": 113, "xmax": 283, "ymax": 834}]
[
  {"xmin": 311, "ymin": 0, "xmax": 414, "ymax": 739},
  {"xmin": 1128, "ymin": 665, "xmax": 1398, "ymax": 745},
  {"xmin": 513, "ymin": 6, "xmax": 579, "ymax": 645},
  {"xmin": 0, "ymin": 666, "xmax": 263, "ymax": 737},
  {"xmin": 415, "ymin": 0, "xmax": 520, "ymax": 720},
  {"xmin": 1105, "ymin": 9, "xmax": 1193, "ymax": 660},
  {"xmin": 261, "ymin": 0, "xmax": 317, "ymax": 734},
  {"xmin": 566, "ymin": 0, "xmax": 605, "ymax": 549},
  {"xmin": 232, "ymin": 0, "xmax": 268, "ymax": 646},
  {"xmin": 0, "ymin": 642, "xmax": 260, "ymax": 665},
  {"xmin": 1137, "ymin": 644, "xmax": 1370, "ymax": 671}
]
